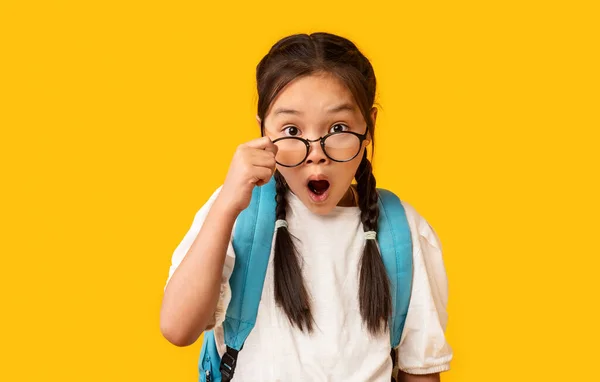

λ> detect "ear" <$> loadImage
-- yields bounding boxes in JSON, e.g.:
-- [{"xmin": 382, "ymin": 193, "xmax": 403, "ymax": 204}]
[
  {"xmin": 256, "ymin": 115, "xmax": 261, "ymax": 128},
  {"xmin": 365, "ymin": 106, "xmax": 377, "ymax": 145},
  {"xmin": 370, "ymin": 106, "xmax": 377, "ymax": 126}
]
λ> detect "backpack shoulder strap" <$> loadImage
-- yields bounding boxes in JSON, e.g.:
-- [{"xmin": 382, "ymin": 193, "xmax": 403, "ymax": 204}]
[
  {"xmin": 376, "ymin": 188, "xmax": 414, "ymax": 348},
  {"xmin": 225, "ymin": 176, "xmax": 277, "ymax": 349},
  {"xmin": 198, "ymin": 178, "xmax": 277, "ymax": 382}
]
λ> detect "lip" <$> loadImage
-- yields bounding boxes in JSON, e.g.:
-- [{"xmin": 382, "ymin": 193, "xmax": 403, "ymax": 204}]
[
  {"xmin": 306, "ymin": 174, "xmax": 331, "ymax": 203},
  {"xmin": 307, "ymin": 174, "xmax": 330, "ymax": 182},
  {"xmin": 307, "ymin": 187, "xmax": 330, "ymax": 203}
]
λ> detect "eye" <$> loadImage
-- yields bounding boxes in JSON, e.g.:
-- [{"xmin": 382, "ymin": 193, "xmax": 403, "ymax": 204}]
[
  {"xmin": 283, "ymin": 126, "xmax": 300, "ymax": 136},
  {"xmin": 329, "ymin": 123, "xmax": 349, "ymax": 134}
]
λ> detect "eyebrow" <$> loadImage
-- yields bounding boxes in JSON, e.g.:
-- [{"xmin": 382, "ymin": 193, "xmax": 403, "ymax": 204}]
[{"xmin": 273, "ymin": 102, "xmax": 356, "ymax": 116}]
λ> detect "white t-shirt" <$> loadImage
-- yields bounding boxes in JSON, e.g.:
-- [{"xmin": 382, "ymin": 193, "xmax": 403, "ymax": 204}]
[{"xmin": 165, "ymin": 186, "xmax": 453, "ymax": 381}]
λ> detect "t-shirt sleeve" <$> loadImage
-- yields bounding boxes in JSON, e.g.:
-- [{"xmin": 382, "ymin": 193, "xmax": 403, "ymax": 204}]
[
  {"xmin": 393, "ymin": 201, "xmax": 454, "ymax": 375},
  {"xmin": 163, "ymin": 185, "xmax": 236, "ymax": 330}
]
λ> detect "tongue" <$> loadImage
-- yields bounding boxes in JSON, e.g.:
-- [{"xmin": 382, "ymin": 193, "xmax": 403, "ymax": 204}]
[{"xmin": 309, "ymin": 180, "xmax": 330, "ymax": 195}]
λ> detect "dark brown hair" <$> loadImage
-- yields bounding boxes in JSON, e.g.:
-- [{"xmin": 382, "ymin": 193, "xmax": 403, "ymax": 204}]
[{"xmin": 256, "ymin": 32, "xmax": 391, "ymax": 335}]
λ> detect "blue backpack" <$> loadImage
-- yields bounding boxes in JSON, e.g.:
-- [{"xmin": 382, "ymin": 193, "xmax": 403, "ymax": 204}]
[{"xmin": 198, "ymin": 177, "xmax": 413, "ymax": 382}]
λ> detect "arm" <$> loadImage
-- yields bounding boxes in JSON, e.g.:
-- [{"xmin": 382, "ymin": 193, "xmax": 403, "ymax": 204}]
[
  {"xmin": 160, "ymin": 195, "xmax": 238, "ymax": 347},
  {"xmin": 160, "ymin": 136, "xmax": 278, "ymax": 347},
  {"xmin": 398, "ymin": 370, "xmax": 440, "ymax": 382}
]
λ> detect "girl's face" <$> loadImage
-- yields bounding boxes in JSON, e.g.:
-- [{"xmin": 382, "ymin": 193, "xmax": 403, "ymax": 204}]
[{"xmin": 259, "ymin": 71, "xmax": 377, "ymax": 216}]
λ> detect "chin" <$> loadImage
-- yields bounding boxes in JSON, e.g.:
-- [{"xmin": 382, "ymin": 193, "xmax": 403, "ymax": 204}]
[
  {"xmin": 298, "ymin": 187, "xmax": 343, "ymax": 216},
  {"xmin": 306, "ymin": 202, "xmax": 336, "ymax": 216}
]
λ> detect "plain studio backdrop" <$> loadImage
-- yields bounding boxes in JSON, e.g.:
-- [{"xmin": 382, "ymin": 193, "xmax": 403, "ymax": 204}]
[{"xmin": 1, "ymin": 1, "xmax": 598, "ymax": 381}]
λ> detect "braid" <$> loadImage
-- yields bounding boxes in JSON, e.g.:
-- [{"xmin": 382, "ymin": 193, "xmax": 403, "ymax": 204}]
[
  {"xmin": 274, "ymin": 171, "xmax": 288, "ymax": 220},
  {"xmin": 355, "ymin": 152, "xmax": 392, "ymax": 335},
  {"xmin": 355, "ymin": 154, "xmax": 380, "ymax": 231},
  {"xmin": 273, "ymin": 171, "xmax": 314, "ymax": 332}
]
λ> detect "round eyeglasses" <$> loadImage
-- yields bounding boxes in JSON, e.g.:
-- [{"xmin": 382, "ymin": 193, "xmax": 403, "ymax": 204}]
[{"xmin": 271, "ymin": 129, "xmax": 369, "ymax": 167}]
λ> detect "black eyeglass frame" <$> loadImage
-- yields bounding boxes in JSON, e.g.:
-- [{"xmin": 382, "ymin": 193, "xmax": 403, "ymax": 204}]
[{"xmin": 271, "ymin": 128, "xmax": 370, "ymax": 168}]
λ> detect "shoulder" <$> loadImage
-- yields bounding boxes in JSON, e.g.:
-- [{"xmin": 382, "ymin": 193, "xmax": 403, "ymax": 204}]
[
  {"xmin": 398, "ymin": 199, "xmax": 449, "ymax": 313},
  {"xmin": 376, "ymin": 188, "xmax": 435, "ymax": 238},
  {"xmin": 397, "ymin": 199, "xmax": 442, "ymax": 251}
]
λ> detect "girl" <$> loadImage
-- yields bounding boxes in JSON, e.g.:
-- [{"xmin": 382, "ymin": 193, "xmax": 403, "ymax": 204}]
[{"xmin": 160, "ymin": 32, "xmax": 453, "ymax": 381}]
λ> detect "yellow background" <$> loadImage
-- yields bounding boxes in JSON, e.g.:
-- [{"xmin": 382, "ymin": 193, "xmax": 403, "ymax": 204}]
[{"xmin": 1, "ymin": 0, "xmax": 598, "ymax": 381}]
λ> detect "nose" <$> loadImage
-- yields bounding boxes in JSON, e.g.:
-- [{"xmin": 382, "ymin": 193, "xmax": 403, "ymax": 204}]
[{"xmin": 305, "ymin": 138, "xmax": 329, "ymax": 165}]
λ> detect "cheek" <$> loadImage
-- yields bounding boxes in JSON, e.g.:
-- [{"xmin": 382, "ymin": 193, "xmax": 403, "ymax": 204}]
[
  {"xmin": 275, "ymin": 148, "xmax": 364, "ymax": 190},
  {"xmin": 275, "ymin": 166, "xmax": 301, "ymax": 188},
  {"xmin": 336, "ymin": 161, "xmax": 360, "ymax": 183},
  {"xmin": 339, "ymin": 150, "xmax": 365, "ymax": 180}
]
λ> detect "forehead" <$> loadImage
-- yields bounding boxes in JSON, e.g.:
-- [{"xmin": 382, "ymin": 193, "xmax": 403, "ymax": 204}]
[{"xmin": 266, "ymin": 72, "xmax": 359, "ymax": 120}]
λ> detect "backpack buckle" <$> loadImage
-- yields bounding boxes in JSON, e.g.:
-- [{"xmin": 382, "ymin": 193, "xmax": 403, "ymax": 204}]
[{"xmin": 219, "ymin": 347, "xmax": 239, "ymax": 381}]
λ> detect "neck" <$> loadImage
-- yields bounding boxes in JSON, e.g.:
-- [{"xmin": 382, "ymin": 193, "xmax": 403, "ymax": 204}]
[{"xmin": 337, "ymin": 185, "xmax": 358, "ymax": 207}]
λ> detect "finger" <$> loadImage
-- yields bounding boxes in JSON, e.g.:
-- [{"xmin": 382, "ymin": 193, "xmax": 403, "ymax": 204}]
[
  {"xmin": 250, "ymin": 150, "xmax": 277, "ymax": 168},
  {"xmin": 244, "ymin": 136, "xmax": 273, "ymax": 150},
  {"xmin": 263, "ymin": 140, "xmax": 278, "ymax": 156},
  {"xmin": 252, "ymin": 165, "xmax": 274, "ymax": 185}
]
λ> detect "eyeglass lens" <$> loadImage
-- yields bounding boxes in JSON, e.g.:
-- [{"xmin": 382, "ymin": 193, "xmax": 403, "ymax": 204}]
[{"xmin": 274, "ymin": 133, "xmax": 361, "ymax": 167}]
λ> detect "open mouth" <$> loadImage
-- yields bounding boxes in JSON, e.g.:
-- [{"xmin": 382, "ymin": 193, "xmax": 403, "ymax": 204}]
[{"xmin": 307, "ymin": 179, "xmax": 330, "ymax": 201}]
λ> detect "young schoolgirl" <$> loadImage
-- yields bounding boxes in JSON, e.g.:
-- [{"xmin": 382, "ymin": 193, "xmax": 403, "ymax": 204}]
[{"xmin": 160, "ymin": 32, "xmax": 453, "ymax": 381}]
